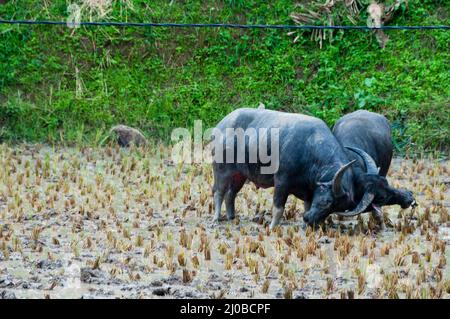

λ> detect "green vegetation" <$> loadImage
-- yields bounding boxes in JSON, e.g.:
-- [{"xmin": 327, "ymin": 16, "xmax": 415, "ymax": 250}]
[{"xmin": 0, "ymin": 1, "xmax": 448, "ymax": 153}]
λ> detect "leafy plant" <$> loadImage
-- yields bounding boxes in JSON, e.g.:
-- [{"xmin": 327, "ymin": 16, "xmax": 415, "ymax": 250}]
[{"xmin": 0, "ymin": 0, "xmax": 448, "ymax": 154}]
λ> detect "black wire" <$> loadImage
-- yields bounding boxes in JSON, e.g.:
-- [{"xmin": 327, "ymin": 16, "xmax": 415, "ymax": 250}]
[{"xmin": 0, "ymin": 19, "xmax": 449, "ymax": 30}]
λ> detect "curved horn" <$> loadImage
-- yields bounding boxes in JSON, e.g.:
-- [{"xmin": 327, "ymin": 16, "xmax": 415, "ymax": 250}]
[
  {"xmin": 335, "ymin": 192, "xmax": 375, "ymax": 217},
  {"xmin": 332, "ymin": 160, "xmax": 357, "ymax": 197},
  {"xmin": 345, "ymin": 146, "xmax": 378, "ymax": 175}
]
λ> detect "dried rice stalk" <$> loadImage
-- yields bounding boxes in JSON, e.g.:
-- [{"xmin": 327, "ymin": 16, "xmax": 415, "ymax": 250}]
[
  {"xmin": 290, "ymin": 0, "xmax": 407, "ymax": 48},
  {"xmin": 367, "ymin": 1, "xmax": 408, "ymax": 48},
  {"xmin": 70, "ymin": 1, "xmax": 135, "ymax": 22}
]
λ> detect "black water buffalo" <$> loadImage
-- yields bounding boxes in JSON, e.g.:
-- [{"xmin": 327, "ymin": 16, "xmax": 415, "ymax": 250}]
[
  {"xmin": 211, "ymin": 108, "xmax": 414, "ymax": 228},
  {"xmin": 211, "ymin": 108, "xmax": 355, "ymax": 229},
  {"xmin": 332, "ymin": 110, "xmax": 416, "ymax": 223}
]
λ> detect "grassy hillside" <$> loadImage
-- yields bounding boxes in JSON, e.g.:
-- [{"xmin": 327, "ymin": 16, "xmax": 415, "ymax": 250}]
[{"xmin": 0, "ymin": 0, "xmax": 448, "ymax": 153}]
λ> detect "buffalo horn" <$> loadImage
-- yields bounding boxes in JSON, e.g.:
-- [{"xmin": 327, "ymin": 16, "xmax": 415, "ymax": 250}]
[
  {"xmin": 345, "ymin": 146, "xmax": 378, "ymax": 175},
  {"xmin": 332, "ymin": 160, "xmax": 356, "ymax": 197},
  {"xmin": 335, "ymin": 191, "xmax": 375, "ymax": 217}
]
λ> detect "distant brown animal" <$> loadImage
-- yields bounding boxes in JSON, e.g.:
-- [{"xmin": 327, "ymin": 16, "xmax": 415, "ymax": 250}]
[{"xmin": 110, "ymin": 125, "xmax": 148, "ymax": 147}]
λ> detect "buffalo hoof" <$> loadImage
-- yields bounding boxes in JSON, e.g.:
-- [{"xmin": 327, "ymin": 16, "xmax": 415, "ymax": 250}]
[
  {"xmin": 252, "ymin": 214, "xmax": 264, "ymax": 224},
  {"xmin": 226, "ymin": 214, "xmax": 235, "ymax": 221},
  {"xmin": 210, "ymin": 216, "xmax": 228, "ymax": 226}
]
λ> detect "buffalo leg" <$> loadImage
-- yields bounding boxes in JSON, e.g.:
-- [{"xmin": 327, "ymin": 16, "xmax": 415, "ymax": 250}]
[
  {"xmin": 304, "ymin": 200, "xmax": 311, "ymax": 212},
  {"xmin": 269, "ymin": 184, "xmax": 289, "ymax": 230},
  {"xmin": 213, "ymin": 188, "xmax": 226, "ymax": 222},
  {"xmin": 212, "ymin": 169, "xmax": 229, "ymax": 222},
  {"xmin": 224, "ymin": 178, "xmax": 246, "ymax": 220},
  {"xmin": 371, "ymin": 204, "xmax": 384, "ymax": 228}
]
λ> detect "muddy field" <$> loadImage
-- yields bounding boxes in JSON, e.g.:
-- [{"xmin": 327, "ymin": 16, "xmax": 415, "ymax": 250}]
[{"xmin": 0, "ymin": 144, "xmax": 449, "ymax": 299}]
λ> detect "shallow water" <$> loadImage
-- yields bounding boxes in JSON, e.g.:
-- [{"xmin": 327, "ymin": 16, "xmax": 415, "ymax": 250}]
[{"xmin": 0, "ymin": 144, "xmax": 448, "ymax": 299}]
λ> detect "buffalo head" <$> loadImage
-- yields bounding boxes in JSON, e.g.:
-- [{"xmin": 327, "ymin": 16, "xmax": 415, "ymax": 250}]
[
  {"xmin": 334, "ymin": 146, "xmax": 416, "ymax": 218},
  {"xmin": 303, "ymin": 147, "xmax": 416, "ymax": 226},
  {"xmin": 303, "ymin": 160, "xmax": 357, "ymax": 225}
]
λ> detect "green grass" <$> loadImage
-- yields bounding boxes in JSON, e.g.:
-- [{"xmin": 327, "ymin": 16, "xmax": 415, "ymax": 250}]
[{"xmin": 0, "ymin": 0, "xmax": 449, "ymax": 153}]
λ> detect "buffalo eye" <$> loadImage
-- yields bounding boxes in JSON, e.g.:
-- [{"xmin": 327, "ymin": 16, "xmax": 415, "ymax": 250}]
[{"xmin": 375, "ymin": 177, "xmax": 388, "ymax": 187}]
